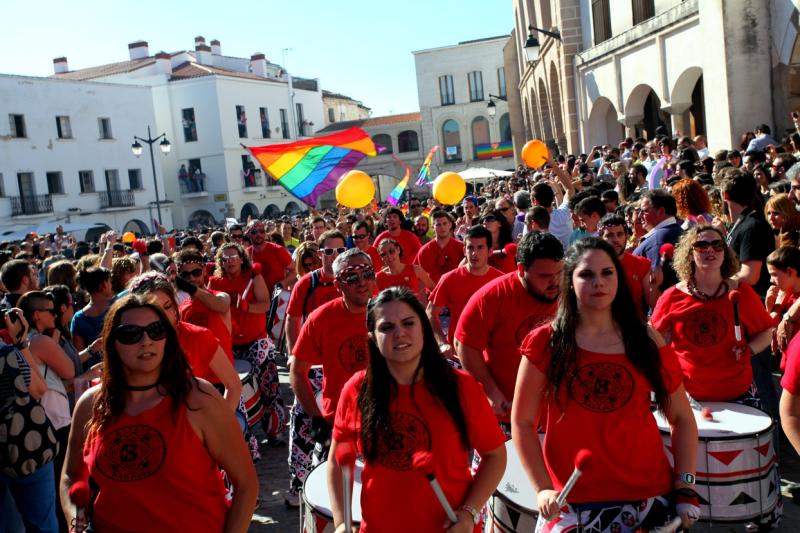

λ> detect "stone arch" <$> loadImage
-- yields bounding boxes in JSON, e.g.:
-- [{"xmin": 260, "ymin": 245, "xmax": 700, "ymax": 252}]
[
  {"xmin": 441, "ymin": 119, "xmax": 463, "ymax": 163},
  {"xmin": 670, "ymin": 67, "xmax": 703, "ymax": 107},
  {"xmin": 284, "ymin": 201, "xmax": 302, "ymax": 215},
  {"xmin": 372, "ymin": 134, "xmax": 393, "ymax": 153},
  {"xmin": 122, "ymin": 219, "xmax": 149, "ymax": 236},
  {"xmin": 586, "ymin": 97, "xmax": 624, "ymax": 149},
  {"xmin": 624, "ymin": 84, "xmax": 670, "ymax": 139},
  {"xmin": 537, "ymin": 78, "xmax": 554, "ymax": 144},
  {"xmin": 670, "ymin": 67, "xmax": 706, "ymax": 136},
  {"xmin": 188, "ymin": 209, "xmax": 216, "ymax": 228},
  {"xmin": 240, "ymin": 202, "xmax": 259, "ymax": 221},
  {"xmin": 85, "ymin": 224, "xmax": 112, "ymax": 242},
  {"xmin": 263, "ymin": 204, "xmax": 281, "ymax": 219},
  {"xmin": 549, "ymin": 61, "xmax": 566, "ymax": 151}
]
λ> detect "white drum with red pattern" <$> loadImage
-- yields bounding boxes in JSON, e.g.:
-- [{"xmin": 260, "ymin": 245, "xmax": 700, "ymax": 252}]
[{"xmin": 302, "ymin": 459, "xmax": 363, "ymax": 532}]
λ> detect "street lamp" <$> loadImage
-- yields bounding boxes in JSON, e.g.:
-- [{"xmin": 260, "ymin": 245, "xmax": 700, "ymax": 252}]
[
  {"xmin": 486, "ymin": 94, "xmax": 507, "ymax": 118},
  {"xmin": 524, "ymin": 25, "xmax": 562, "ymax": 63},
  {"xmin": 131, "ymin": 125, "xmax": 170, "ymax": 228}
]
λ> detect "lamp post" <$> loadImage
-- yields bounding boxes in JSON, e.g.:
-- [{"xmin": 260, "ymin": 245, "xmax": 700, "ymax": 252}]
[
  {"xmin": 524, "ymin": 25, "xmax": 562, "ymax": 63},
  {"xmin": 486, "ymin": 94, "xmax": 507, "ymax": 118},
  {"xmin": 132, "ymin": 125, "xmax": 171, "ymax": 228}
]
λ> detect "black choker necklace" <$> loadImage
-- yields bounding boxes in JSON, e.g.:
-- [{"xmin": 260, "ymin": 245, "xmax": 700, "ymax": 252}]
[{"xmin": 125, "ymin": 382, "xmax": 160, "ymax": 391}]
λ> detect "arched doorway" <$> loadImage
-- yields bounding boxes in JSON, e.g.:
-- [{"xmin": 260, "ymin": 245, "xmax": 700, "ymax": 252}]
[
  {"xmin": 284, "ymin": 201, "xmax": 301, "ymax": 215},
  {"xmin": 670, "ymin": 67, "xmax": 706, "ymax": 137},
  {"xmin": 85, "ymin": 224, "xmax": 112, "ymax": 242},
  {"xmin": 442, "ymin": 119, "xmax": 462, "ymax": 163},
  {"xmin": 499, "ymin": 113, "xmax": 512, "ymax": 142},
  {"xmin": 263, "ymin": 204, "xmax": 281, "ymax": 219},
  {"xmin": 586, "ymin": 97, "xmax": 624, "ymax": 149},
  {"xmin": 188, "ymin": 209, "xmax": 216, "ymax": 228},
  {"xmin": 625, "ymin": 84, "xmax": 670, "ymax": 140},
  {"xmin": 240, "ymin": 202, "xmax": 259, "ymax": 221},
  {"xmin": 122, "ymin": 219, "xmax": 149, "ymax": 236},
  {"xmin": 471, "ymin": 116, "xmax": 490, "ymax": 159}
]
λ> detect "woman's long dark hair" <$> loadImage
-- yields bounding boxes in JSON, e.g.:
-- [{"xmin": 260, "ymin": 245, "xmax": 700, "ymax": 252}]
[
  {"xmin": 87, "ymin": 294, "xmax": 192, "ymax": 440},
  {"xmin": 357, "ymin": 287, "xmax": 469, "ymax": 460},
  {"xmin": 548, "ymin": 238, "xmax": 670, "ymax": 413},
  {"xmin": 43, "ymin": 284, "xmax": 73, "ymax": 340}
]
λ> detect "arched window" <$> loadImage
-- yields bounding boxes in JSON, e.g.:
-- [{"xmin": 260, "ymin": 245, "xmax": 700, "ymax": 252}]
[
  {"xmin": 499, "ymin": 113, "xmax": 511, "ymax": 141},
  {"xmin": 442, "ymin": 120, "xmax": 461, "ymax": 163},
  {"xmin": 397, "ymin": 130, "xmax": 419, "ymax": 153},
  {"xmin": 471, "ymin": 116, "xmax": 490, "ymax": 158},
  {"xmin": 372, "ymin": 134, "xmax": 392, "ymax": 153}
]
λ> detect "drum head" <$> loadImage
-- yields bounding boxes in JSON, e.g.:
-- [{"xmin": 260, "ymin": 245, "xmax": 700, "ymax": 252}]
[
  {"xmin": 654, "ymin": 401, "xmax": 772, "ymax": 438},
  {"xmin": 495, "ymin": 440, "xmax": 539, "ymax": 514},
  {"xmin": 303, "ymin": 460, "xmax": 363, "ymax": 523},
  {"xmin": 234, "ymin": 359, "xmax": 252, "ymax": 379}
]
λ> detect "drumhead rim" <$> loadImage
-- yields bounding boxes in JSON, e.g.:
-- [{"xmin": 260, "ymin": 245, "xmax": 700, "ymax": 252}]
[{"xmin": 492, "ymin": 490, "xmax": 538, "ymax": 515}]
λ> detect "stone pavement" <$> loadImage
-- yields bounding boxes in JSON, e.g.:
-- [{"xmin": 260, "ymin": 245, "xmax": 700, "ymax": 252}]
[{"xmin": 249, "ymin": 364, "xmax": 800, "ymax": 532}]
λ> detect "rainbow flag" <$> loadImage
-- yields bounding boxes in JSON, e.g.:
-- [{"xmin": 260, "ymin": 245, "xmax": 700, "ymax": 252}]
[
  {"xmin": 415, "ymin": 145, "xmax": 440, "ymax": 185},
  {"xmin": 475, "ymin": 140, "xmax": 513, "ymax": 160},
  {"xmin": 386, "ymin": 168, "xmax": 410, "ymax": 206},
  {"xmin": 245, "ymin": 127, "xmax": 379, "ymax": 206}
]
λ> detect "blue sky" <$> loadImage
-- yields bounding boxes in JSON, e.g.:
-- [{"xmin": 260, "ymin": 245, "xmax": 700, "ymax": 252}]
[{"xmin": 2, "ymin": 0, "xmax": 513, "ymax": 116}]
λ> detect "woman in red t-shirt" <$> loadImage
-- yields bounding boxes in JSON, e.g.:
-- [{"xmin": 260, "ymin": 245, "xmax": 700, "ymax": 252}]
[
  {"xmin": 651, "ymin": 225, "xmax": 775, "ymax": 406},
  {"xmin": 481, "ymin": 211, "xmax": 516, "ymax": 273},
  {"xmin": 328, "ymin": 287, "xmax": 506, "ymax": 532},
  {"xmin": 512, "ymin": 238, "xmax": 699, "ymax": 532},
  {"xmin": 60, "ymin": 294, "xmax": 257, "ymax": 532},
  {"xmin": 376, "ymin": 239, "xmax": 433, "ymax": 300}
]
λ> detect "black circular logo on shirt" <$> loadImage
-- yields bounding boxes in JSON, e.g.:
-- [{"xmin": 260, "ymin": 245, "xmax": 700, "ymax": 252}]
[
  {"xmin": 338, "ymin": 336, "xmax": 368, "ymax": 373},
  {"xmin": 515, "ymin": 314, "xmax": 552, "ymax": 344},
  {"xmin": 568, "ymin": 362, "xmax": 634, "ymax": 413},
  {"xmin": 685, "ymin": 310, "xmax": 727, "ymax": 347},
  {"xmin": 95, "ymin": 425, "xmax": 166, "ymax": 482},
  {"xmin": 376, "ymin": 412, "xmax": 432, "ymax": 471}
]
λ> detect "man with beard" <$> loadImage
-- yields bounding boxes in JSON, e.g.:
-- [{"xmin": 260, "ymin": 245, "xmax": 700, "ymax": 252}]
[
  {"xmin": 414, "ymin": 211, "xmax": 464, "ymax": 285},
  {"xmin": 290, "ymin": 249, "xmax": 375, "ymax": 463},
  {"xmin": 413, "ymin": 215, "xmax": 431, "ymax": 245},
  {"xmin": 455, "ymin": 231, "xmax": 564, "ymax": 430},
  {"xmin": 599, "ymin": 214, "xmax": 658, "ymax": 316},
  {"xmin": 373, "ymin": 207, "xmax": 421, "ymax": 265},
  {"xmin": 246, "ymin": 219, "xmax": 293, "ymax": 294}
]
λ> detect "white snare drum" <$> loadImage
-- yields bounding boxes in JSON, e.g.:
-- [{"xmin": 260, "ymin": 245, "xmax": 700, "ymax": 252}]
[
  {"xmin": 655, "ymin": 402, "xmax": 779, "ymax": 524},
  {"xmin": 302, "ymin": 459, "xmax": 363, "ymax": 532},
  {"xmin": 234, "ymin": 359, "xmax": 265, "ymax": 427},
  {"xmin": 487, "ymin": 440, "xmax": 539, "ymax": 532}
]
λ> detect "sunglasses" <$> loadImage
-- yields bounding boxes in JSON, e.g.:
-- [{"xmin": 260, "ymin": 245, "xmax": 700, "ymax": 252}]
[
  {"xmin": 179, "ymin": 268, "xmax": 204, "ymax": 279},
  {"xmin": 692, "ymin": 239, "xmax": 724, "ymax": 251},
  {"xmin": 230, "ymin": 234, "xmax": 244, "ymax": 239},
  {"xmin": 339, "ymin": 269, "xmax": 376, "ymax": 285},
  {"xmin": 221, "ymin": 255, "xmax": 240, "ymax": 262},
  {"xmin": 321, "ymin": 247, "xmax": 347, "ymax": 256},
  {"xmin": 114, "ymin": 321, "xmax": 168, "ymax": 345},
  {"xmin": 35, "ymin": 308, "xmax": 56, "ymax": 316},
  {"xmin": 481, "ymin": 215, "xmax": 498, "ymax": 223},
  {"xmin": 352, "ymin": 234, "xmax": 368, "ymax": 240}
]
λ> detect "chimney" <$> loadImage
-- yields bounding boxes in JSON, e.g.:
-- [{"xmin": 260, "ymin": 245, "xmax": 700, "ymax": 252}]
[
  {"xmin": 155, "ymin": 52, "xmax": 172, "ymax": 75},
  {"xmin": 250, "ymin": 53, "xmax": 266, "ymax": 77},
  {"xmin": 128, "ymin": 40, "xmax": 149, "ymax": 60},
  {"xmin": 196, "ymin": 44, "xmax": 212, "ymax": 65},
  {"xmin": 53, "ymin": 57, "xmax": 69, "ymax": 74},
  {"xmin": 210, "ymin": 39, "xmax": 221, "ymax": 56},
  {"xmin": 194, "ymin": 35, "xmax": 206, "ymax": 47}
]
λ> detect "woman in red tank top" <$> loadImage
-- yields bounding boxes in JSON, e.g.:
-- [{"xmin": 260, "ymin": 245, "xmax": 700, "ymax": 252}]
[
  {"xmin": 59, "ymin": 294, "xmax": 257, "ymax": 533},
  {"xmin": 376, "ymin": 238, "xmax": 433, "ymax": 300}
]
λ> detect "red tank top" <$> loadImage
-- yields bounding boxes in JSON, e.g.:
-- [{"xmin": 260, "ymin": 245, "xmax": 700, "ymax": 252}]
[
  {"xmin": 207, "ymin": 273, "xmax": 266, "ymax": 345},
  {"xmin": 84, "ymin": 395, "xmax": 228, "ymax": 532},
  {"xmin": 180, "ymin": 293, "xmax": 234, "ymax": 363},
  {"xmin": 376, "ymin": 266, "xmax": 419, "ymax": 293}
]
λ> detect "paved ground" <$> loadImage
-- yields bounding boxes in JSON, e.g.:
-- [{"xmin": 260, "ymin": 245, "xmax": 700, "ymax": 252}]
[{"xmin": 251, "ymin": 362, "xmax": 800, "ymax": 532}]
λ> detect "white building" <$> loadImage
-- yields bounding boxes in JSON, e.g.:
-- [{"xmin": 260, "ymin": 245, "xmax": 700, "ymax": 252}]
[
  {"xmin": 322, "ymin": 91, "xmax": 371, "ymax": 126},
  {"xmin": 0, "ymin": 74, "xmax": 171, "ymax": 238},
  {"xmin": 53, "ymin": 37, "xmax": 325, "ymax": 226},
  {"xmin": 413, "ymin": 37, "xmax": 515, "ymax": 174}
]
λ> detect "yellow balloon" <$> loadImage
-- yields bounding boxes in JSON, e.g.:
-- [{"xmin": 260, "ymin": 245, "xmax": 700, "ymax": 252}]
[
  {"xmin": 122, "ymin": 231, "xmax": 136, "ymax": 243},
  {"xmin": 336, "ymin": 170, "xmax": 375, "ymax": 209},
  {"xmin": 521, "ymin": 139, "xmax": 548, "ymax": 169},
  {"xmin": 432, "ymin": 172, "xmax": 466, "ymax": 205}
]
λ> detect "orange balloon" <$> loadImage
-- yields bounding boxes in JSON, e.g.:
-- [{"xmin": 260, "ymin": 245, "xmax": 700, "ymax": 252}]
[{"xmin": 521, "ymin": 140, "xmax": 548, "ymax": 169}]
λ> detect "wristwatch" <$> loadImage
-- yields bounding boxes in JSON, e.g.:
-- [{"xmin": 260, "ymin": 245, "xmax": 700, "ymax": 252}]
[
  {"xmin": 675, "ymin": 472, "xmax": 696, "ymax": 485},
  {"xmin": 460, "ymin": 504, "xmax": 480, "ymax": 525}
]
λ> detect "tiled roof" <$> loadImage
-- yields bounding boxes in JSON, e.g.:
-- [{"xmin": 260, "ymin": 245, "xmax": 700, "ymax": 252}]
[
  {"xmin": 51, "ymin": 57, "xmax": 157, "ymax": 80},
  {"xmin": 169, "ymin": 61, "xmax": 272, "ymax": 82},
  {"xmin": 316, "ymin": 112, "xmax": 421, "ymax": 133}
]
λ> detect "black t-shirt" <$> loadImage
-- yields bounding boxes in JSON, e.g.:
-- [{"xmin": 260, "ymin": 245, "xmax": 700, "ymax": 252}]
[{"xmin": 727, "ymin": 208, "xmax": 774, "ymax": 297}]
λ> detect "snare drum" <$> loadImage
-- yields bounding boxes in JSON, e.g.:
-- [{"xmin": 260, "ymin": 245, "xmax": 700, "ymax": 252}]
[
  {"xmin": 235, "ymin": 359, "xmax": 265, "ymax": 427},
  {"xmin": 487, "ymin": 440, "xmax": 539, "ymax": 532},
  {"xmin": 302, "ymin": 460, "xmax": 363, "ymax": 532},
  {"xmin": 655, "ymin": 402, "xmax": 779, "ymax": 524}
]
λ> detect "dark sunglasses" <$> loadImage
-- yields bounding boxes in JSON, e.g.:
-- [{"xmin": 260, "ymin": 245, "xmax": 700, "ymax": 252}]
[
  {"xmin": 321, "ymin": 247, "xmax": 347, "ymax": 256},
  {"xmin": 339, "ymin": 269, "xmax": 375, "ymax": 285},
  {"xmin": 692, "ymin": 239, "xmax": 724, "ymax": 251},
  {"xmin": 179, "ymin": 268, "xmax": 204, "ymax": 279},
  {"xmin": 114, "ymin": 321, "xmax": 168, "ymax": 345},
  {"xmin": 481, "ymin": 215, "xmax": 498, "ymax": 223},
  {"xmin": 352, "ymin": 234, "xmax": 368, "ymax": 240}
]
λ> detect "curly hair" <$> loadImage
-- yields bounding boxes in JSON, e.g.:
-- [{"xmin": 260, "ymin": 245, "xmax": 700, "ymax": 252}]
[
  {"xmin": 213, "ymin": 242, "xmax": 251, "ymax": 278},
  {"xmin": 111, "ymin": 256, "xmax": 139, "ymax": 293},
  {"xmin": 672, "ymin": 178, "xmax": 712, "ymax": 219},
  {"xmin": 672, "ymin": 225, "xmax": 740, "ymax": 282}
]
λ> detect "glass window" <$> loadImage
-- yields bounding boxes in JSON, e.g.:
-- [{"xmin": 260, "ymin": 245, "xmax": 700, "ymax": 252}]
[
  {"xmin": 260, "ymin": 107, "xmax": 271, "ymax": 139},
  {"xmin": 468, "ymin": 71, "xmax": 484, "ymax": 102},
  {"xmin": 442, "ymin": 120, "xmax": 461, "ymax": 163},
  {"xmin": 98, "ymin": 118, "xmax": 113, "ymax": 139},
  {"xmin": 56, "ymin": 116, "xmax": 72, "ymax": 139},
  {"xmin": 236, "ymin": 105, "xmax": 247, "ymax": 138},
  {"xmin": 328, "ymin": 108, "xmax": 335, "ymax": 123},
  {"xmin": 372, "ymin": 134, "xmax": 393, "ymax": 154},
  {"xmin": 280, "ymin": 109, "xmax": 290, "ymax": 139},
  {"xmin": 46, "ymin": 172, "xmax": 64, "ymax": 194},
  {"xmin": 296, "ymin": 103, "xmax": 305, "ymax": 136},
  {"xmin": 471, "ymin": 117, "xmax": 490, "ymax": 158},
  {"xmin": 499, "ymin": 113, "xmax": 512, "ymax": 141},
  {"xmin": 497, "ymin": 68, "xmax": 507, "ymax": 99},
  {"xmin": 9, "ymin": 115, "xmax": 26, "ymax": 138},
  {"xmin": 397, "ymin": 130, "xmax": 419, "ymax": 153},
  {"xmin": 79, "ymin": 171, "xmax": 95, "ymax": 193},
  {"xmin": 182, "ymin": 108, "xmax": 197, "ymax": 142},
  {"xmin": 128, "ymin": 169, "xmax": 143, "ymax": 190},
  {"xmin": 439, "ymin": 75, "xmax": 455, "ymax": 106}
]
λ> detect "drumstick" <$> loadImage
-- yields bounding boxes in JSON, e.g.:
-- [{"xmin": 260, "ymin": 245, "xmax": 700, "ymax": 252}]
[
  {"xmin": 728, "ymin": 290, "xmax": 743, "ymax": 360},
  {"xmin": 412, "ymin": 451, "xmax": 458, "ymax": 523},
  {"xmin": 651, "ymin": 516, "xmax": 682, "ymax": 533},
  {"xmin": 555, "ymin": 449, "xmax": 593, "ymax": 509},
  {"xmin": 69, "ymin": 480, "xmax": 91, "ymax": 531},
  {"xmin": 659, "ymin": 243, "xmax": 674, "ymax": 268},
  {"xmin": 240, "ymin": 263, "xmax": 262, "ymax": 304},
  {"xmin": 334, "ymin": 440, "xmax": 357, "ymax": 532}
]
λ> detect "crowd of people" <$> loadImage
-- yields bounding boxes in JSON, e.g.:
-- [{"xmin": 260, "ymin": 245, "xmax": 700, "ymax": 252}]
[{"xmin": 5, "ymin": 126, "xmax": 800, "ymax": 532}]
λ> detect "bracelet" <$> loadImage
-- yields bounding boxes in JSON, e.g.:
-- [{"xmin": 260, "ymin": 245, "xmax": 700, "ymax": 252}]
[
  {"xmin": 459, "ymin": 505, "xmax": 480, "ymax": 525},
  {"xmin": 784, "ymin": 312, "xmax": 796, "ymax": 324}
]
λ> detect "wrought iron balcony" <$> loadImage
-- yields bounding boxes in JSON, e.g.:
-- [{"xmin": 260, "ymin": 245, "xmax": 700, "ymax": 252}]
[
  {"xmin": 11, "ymin": 194, "xmax": 53, "ymax": 216},
  {"xmin": 99, "ymin": 189, "xmax": 135, "ymax": 208}
]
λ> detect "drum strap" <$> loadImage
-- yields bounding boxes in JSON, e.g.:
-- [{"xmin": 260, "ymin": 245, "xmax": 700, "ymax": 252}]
[{"xmin": 302, "ymin": 269, "xmax": 333, "ymax": 321}]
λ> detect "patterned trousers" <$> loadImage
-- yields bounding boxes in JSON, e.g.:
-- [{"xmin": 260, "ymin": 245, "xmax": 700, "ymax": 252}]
[
  {"xmin": 288, "ymin": 366, "xmax": 324, "ymax": 496},
  {"xmin": 536, "ymin": 495, "xmax": 673, "ymax": 533}
]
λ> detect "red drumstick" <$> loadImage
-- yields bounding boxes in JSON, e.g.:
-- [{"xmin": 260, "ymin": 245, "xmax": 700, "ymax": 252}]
[
  {"xmin": 728, "ymin": 290, "xmax": 741, "ymax": 341},
  {"xmin": 659, "ymin": 243, "xmax": 674, "ymax": 267},
  {"xmin": 413, "ymin": 450, "xmax": 458, "ymax": 523},
  {"xmin": 334, "ymin": 440, "xmax": 357, "ymax": 532},
  {"xmin": 555, "ymin": 449, "xmax": 593, "ymax": 508},
  {"xmin": 69, "ymin": 480, "xmax": 91, "ymax": 531}
]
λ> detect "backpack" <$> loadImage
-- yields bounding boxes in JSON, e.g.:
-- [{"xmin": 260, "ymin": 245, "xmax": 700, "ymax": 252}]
[
  {"xmin": 302, "ymin": 270, "xmax": 333, "ymax": 321},
  {"xmin": 0, "ymin": 345, "xmax": 59, "ymax": 478}
]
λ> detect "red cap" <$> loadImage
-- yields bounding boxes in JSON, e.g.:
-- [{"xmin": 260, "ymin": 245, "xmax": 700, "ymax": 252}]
[{"xmin": 659, "ymin": 243, "xmax": 674, "ymax": 259}]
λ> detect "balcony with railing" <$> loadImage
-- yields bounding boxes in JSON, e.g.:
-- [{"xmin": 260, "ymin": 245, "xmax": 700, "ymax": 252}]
[
  {"xmin": 11, "ymin": 194, "xmax": 53, "ymax": 216},
  {"xmin": 99, "ymin": 189, "xmax": 135, "ymax": 209}
]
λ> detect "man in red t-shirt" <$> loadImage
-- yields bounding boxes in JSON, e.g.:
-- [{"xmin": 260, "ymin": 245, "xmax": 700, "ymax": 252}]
[
  {"xmin": 290, "ymin": 249, "xmax": 375, "ymax": 462},
  {"xmin": 428, "ymin": 225, "xmax": 502, "ymax": 355},
  {"xmin": 246, "ymin": 219, "xmax": 293, "ymax": 294},
  {"xmin": 373, "ymin": 207, "xmax": 421, "ymax": 265},
  {"xmin": 455, "ymin": 231, "xmax": 564, "ymax": 424},
  {"xmin": 415, "ymin": 210, "xmax": 465, "ymax": 285},
  {"xmin": 352, "ymin": 221, "xmax": 381, "ymax": 268},
  {"xmin": 599, "ymin": 214, "xmax": 656, "ymax": 315}
]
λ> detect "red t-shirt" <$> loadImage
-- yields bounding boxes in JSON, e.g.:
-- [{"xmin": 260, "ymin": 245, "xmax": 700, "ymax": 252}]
[
  {"xmin": 781, "ymin": 333, "xmax": 800, "ymax": 393},
  {"xmin": 286, "ymin": 269, "xmax": 339, "ymax": 319},
  {"xmin": 620, "ymin": 252, "xmax": 651, "ymax": 312},
  {"xmin": 176, "ymin": 321, "xmax": 218, "ymax": 381},
  {"xmin": 334, "ymin": 370, "xmax": 505, "ymax": 532},
  {"xmin": 376, "ymin": 266, "xmax": 419, "ymax": 294},
  {"xmin": 207, "ymin": 273, "xmax": 266, "ymax": 345},
  {"xmin": 414, "ymin": 238, "xmax": 465, "ymax": 285},
  {"xmin": 293, "ymin": 298, "xmax": 368, "ymax": 421},
  {"xmin": 374, "ymin": 229, "xmax": 421, "ymax": 265},
  {"xmin": 248, "ymin": 241, "xmax": 292, "ymax": 293},
  {"xmin": 430, "ymin": 266, "xmax": 504, "ymax": 345},
  {"xmin": 179, "ymin": 290, "xmax": 233, "ymax": 362},
  {"xmin": 521, "ymin": 324, "xmax": 682, "ymax": 502},
  {"xmin": 363, "ymin": 245, "xmax": 382, "ymax": 271},
  {"xmin": 651, "ymin": 283, "xmax": 774, "ymax": 401},
  {"xmin": 776, "ymin": 291, "xmax": 800, "ymax": 370},
  {"xmin": 454, "ymin": 272, "xmax": 558, "ymax": 413},
  {"xmin": 488, "ymin": 245, "xmax": 517, "ymax": 273}
]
